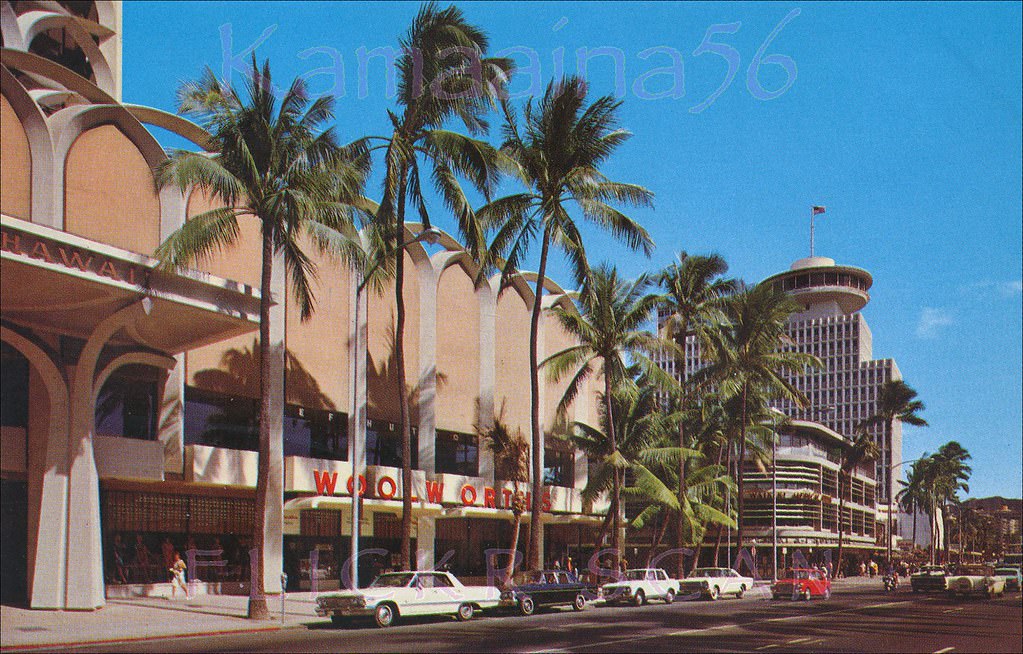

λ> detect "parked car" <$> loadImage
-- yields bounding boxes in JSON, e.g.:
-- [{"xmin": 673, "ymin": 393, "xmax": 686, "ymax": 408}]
[
  {"xmin": 600, "ymin": 568, "xmax": 678, "ymax": 606},
  {"xmin": 678, "ymin": 567, "xmax": 755, "ymax": 600},
  {"xmin": 993, "ymin": 567, "xmax": 1021, "ymax": 592},
  {"xmin": 945, "ymin": 564, "xmax": 1006, "ymax": 600},
  {"xmin": 314, "ymin": 571, "xmax": 499, "ymax": 628},
  {"xmin": 772, "ymin": 568, "xmax": 831, "ymax": 600},
  {"xmin": 910, "ymin": 565, "xmax": 948, "ymax": 593},
  {"xmin": 499, "ymin": 570, "xmax": 595, "ymax": 615}
]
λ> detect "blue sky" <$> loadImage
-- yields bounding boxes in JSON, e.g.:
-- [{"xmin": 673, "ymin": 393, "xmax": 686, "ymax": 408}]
[{"xmin": 123, "ymin": 2, "xmax": 1022, "ymax": 499}]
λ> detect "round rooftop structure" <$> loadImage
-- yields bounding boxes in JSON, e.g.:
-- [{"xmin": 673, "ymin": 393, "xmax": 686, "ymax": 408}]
[{"xmin": 761, "ymin": 257, "xmax": 873, "ymax": 315}]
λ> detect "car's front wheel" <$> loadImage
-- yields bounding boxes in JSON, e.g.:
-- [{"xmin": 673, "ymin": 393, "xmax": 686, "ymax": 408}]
[
  {"xmin": 573, "ymin": 593, "xmax": 586, "ymax": 611},
  {"xmin": 664, "ymin": 589, "xmax": 675, "ymax": 605},
  {"xmin": 374, "ymin": 603, "xmax": 397, "ymax": 628},
  {"xmin": 456, "ymin": 603, "xmax": 474, "ymax": 621},
  {"xmin": 736, "ymin": 585, "xmax": 746, "ymax": 599},
  {"xmin": 709, "ymin": 585, "xmax": 720, "ymax": 601},
  {"xmin": 519, "ymin": 596, "xmax": 535, "ymax": 616},
  {"xmin": 632, "ymin": 590, "xmax": 645, "ymax": 606}
]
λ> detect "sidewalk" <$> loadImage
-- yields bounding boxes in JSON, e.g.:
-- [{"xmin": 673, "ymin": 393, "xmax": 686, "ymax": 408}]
[{"xmin": 0, "ymin": 592, "xmax": 319, "ymax": 651}]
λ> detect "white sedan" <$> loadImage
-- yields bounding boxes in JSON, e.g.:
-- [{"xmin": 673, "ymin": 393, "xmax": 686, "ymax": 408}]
[
  {"xmin": 601, "ymin": 568, "xmax": 679, "ymax": 605},
  {"xmin": 315, "ymin": 571, "xmax": 500, "ymax": 627},
  {"xmin": 678, "ymin": 567, "xmax": 755, "ymax": 600}
]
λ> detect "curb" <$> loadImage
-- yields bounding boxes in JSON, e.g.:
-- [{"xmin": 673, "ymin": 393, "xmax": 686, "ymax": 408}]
[{"xmin": 0, "ymin": 624, "xmax": 292, "ymax": 652}]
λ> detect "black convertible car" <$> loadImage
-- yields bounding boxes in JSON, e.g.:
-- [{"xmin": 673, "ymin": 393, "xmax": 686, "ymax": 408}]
[{"xmin": 499, "ymin": 570, "xmax": 596, "ymax": 615}]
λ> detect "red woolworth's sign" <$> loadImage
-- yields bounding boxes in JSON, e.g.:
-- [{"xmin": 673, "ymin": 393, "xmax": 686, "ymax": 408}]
[
  {"xmin": 1, "ymin": 226, "xmax": 147, "ymax": 285},
  {"xmin": 312, "ymin": 470, "xmax": 553, "ymax": 513}
]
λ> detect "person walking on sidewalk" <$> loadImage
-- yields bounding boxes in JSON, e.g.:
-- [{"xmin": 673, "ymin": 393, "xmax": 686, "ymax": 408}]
[{"xmin": 170, "ymin": 551, "xmax": 189, "ymax": 599}]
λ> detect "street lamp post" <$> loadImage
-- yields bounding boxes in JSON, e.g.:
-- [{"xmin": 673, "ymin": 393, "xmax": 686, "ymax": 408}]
[
  {"xmin": 885, "ymin": 458, "xmax": 924, "ymax": 568},
  {"xmin": 769, "ymin": 409, "xmax": 784, "ymax": 583},
  {"xmin": 348, "ymin": 227, "xmax": 440, "ymax": 589}
]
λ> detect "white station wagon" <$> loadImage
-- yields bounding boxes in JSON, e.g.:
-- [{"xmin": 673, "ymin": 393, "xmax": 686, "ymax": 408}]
[
  {"xmin": 678, "ymin": 567, "xmax": 755, "ymax": 600},
  {"xmin": 601, "ymin": 568, "xmax": 679, "ymax": 606},
  {"xmin": 315, "ymin": 571, "xmax": 499, "ymax": 627}
]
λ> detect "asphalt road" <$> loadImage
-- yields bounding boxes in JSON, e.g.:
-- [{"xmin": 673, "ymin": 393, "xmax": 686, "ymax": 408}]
[{"xmin": 65, "ymin": 584, "xmax": 1022, "ymax": 653}]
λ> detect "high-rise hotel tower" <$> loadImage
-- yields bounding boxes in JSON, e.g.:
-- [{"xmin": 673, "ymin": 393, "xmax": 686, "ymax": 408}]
[{"xmin": 673, "ymin": 256, "xmax": 902, "ymax": 505}]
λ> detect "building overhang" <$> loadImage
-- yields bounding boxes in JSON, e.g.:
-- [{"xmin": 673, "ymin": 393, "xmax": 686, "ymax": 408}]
[{"xmin": 1, "ymin": 215, "xmax": 260, "ymax": 354}]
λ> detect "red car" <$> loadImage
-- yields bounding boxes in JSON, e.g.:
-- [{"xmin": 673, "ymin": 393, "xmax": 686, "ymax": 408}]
[{"xmin": 772, "ymin": 569, "xmax": 831, "ymax": 600}]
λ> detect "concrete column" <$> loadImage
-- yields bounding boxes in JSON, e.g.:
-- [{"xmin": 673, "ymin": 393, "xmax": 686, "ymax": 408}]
[
  {"xmin": 260, "ymin": 250, "xmax": 287, "ymax": 595},
  {"xmin": 416, "ymin": 516, "xmax": 436, "ymax": 571},
  {"xmin": 2, "ymin": 327, "xmax": 70, "ymax": 609},
  {"xmin": 417, "ymin": 259, "xmax": 438, "ymax": 476},
  {"xmin": 477, "ymin": 282, "xmax": 497, "ymax": 484},
  {"xmin": 158, "ymin": 355, "xmax": 185, "ymax": 474}
]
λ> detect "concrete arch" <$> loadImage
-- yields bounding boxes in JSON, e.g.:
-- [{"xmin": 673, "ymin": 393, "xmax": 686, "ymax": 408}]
[
  {"xmin": 51, "ymin": 103, "xmax": 186, "ymax": 247},
  {"xmin": 0, "ymin": 2, "xmax": 26, "ymax": 50},
  {"xmin": 92, "ymin": 351, "xmax": 177, "ymax": 406},
  {"xmin": 0, "ymin": 48, "xmax": 116, "ymax": 104},
  {"xmin": 0, "ymin": 325, "xmax": 70, "ymax": 609},
  {"xmin": 19, "ymin": 11, "xmax": 114, "ymax": 93},
  {"xmin": 1, "ymin": 64, "xmax": 56, "ymax": 224}
]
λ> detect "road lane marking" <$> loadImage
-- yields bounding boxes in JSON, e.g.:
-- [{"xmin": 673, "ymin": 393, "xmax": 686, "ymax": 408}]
[
  {"xmin": 787, "ymin": 637, "xmax": 813, "ymax": 644},
  {"xmin": 932, "ymin": 647, "xmax": 955, "ymax": 654},
  {"xmin": 941, "ymin": 607, "xmax": 963, "ymax": 614},
  {"xmin": 524, "ymin": 600, "xmax": 911, "ymax": 654},
  {"xmin": 755, "ymin": 645, "xmax": 782, "ymax": 651}
]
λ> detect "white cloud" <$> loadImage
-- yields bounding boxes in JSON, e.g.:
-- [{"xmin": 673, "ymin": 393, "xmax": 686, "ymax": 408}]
[
  {"xmin": 959, "ymin": 279, "xmax": 1023, "ymax": 297},
  {"xmin": 915, "ymin": 307, "xmax": 955, "ymax": 339}
]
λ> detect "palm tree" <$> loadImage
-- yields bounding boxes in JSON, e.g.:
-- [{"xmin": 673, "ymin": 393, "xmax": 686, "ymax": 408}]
[
  {"xmin": 481, "ymin": 77, "xmax": 654, "ymax": 569},
  {"xmin": 657, "ymin": 252, "xmax": 736, "ymax": 576},
  {"xmin": 896, "ymin": 460, "xmax": 930, "ymax": 551},
  {"xmin": 932, "ymin": 441, "xmax": 971, "ymax": 562},
  {"xmin": 835, "ymin": 430, "xmax": 879, "ymax": 575},
  {"xmin": 155, "ymin": 58, "xmax": 369, "ymax": 618},
  {"xmin": 697, "ymin": 283, "xmax": 820, "ymax": 550},
  {"xmin": 859, "ymin": 380, "xmax": 928, "ymax": 503},
  {"xmin": 478, "ymin": 409, "xmax": 529, "ymax": 585},
  {"xmin": 567, "ymin": 375, "xmax": 665, "ymax": 557},
  {"xmin": 542, "ymin": 266, "xmax": 662, "ymax": 564},
  {"xmin": 373, "ymin": 3, "xmax": 512, "ymax": 571}
]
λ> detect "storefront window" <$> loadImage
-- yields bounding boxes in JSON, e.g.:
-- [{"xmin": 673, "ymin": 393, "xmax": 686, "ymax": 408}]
[
  {"xmin": 0, "ymin": 343, "xmax": 29, "ymax": 428},
  {"xmin": 435, "ymin": 430, "xmax": 478, "ymax": 476},
  {"xmin": 544, "ymin": 447, "xmax": 575, "ymax": 487},
  {"xmin": 366, "ymin": 420, "xmax": 418, "ymax": 469},
  {"xmin": 95, "ymin": 365, "xmax": 160, "ymax": 440},
  {"xmin": 284, "ymin": 405, "xmax": 348, "ymax": 461},
  {"xmin": 184, "ymin": 387, "xmax": 259, "ymax": 451}
]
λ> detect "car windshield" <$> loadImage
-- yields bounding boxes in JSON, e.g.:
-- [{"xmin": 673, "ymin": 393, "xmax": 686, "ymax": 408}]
[
  {"xmin": 690, "ymin": 569, "xmax": 720, "ymax": 578},
  {"xmin": 958, "ymin": 565, "xmax": 992, "ymax": 576},
  {"xmin": 514, "ymin": 572, "xmax": 545, "ymax": 585},
  {"xmin": 625, "ymin": 570, "xmax": 648, "ymax": 581},
  {"xmin": 370, "ymin": 573, "xmax": 416, "ymax": 588},
  {"xmin": 918, "ymin": 566, "xmax": 944, "ymax": 575}
]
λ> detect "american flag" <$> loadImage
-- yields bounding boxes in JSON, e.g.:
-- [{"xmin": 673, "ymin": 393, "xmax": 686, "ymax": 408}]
[{"xmin": 812, "ymin": 205, "xmax": 826, "ymax": 215}]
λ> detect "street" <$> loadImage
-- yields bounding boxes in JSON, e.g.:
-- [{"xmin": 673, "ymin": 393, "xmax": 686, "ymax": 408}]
[{"xmin": 59, "ymin": 583, "xmax": 1022, "ymax": 653}]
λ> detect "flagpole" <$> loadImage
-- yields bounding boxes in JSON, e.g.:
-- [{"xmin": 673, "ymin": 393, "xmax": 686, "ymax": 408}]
[{"xmin": 810, "ymin": 206, "xmax": 815, "ymax": 258}]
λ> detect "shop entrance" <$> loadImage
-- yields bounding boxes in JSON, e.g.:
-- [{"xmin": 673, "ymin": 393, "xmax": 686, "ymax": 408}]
[{"xmin": 0, "ymin": 479, "xmax": 28, "ymax": 605}]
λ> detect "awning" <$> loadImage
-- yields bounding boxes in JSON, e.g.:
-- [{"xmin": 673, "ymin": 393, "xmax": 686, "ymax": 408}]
[
  {"xmin": 284, "ymin": 495, "xmax": 444, "ymax": 517},
  {"xmin": 2, "ymin": 216, "xmax": 260, "ymax": 354}
]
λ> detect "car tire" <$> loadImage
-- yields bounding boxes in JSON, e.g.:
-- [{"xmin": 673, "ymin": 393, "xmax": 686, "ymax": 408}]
[
  {"xmin": 519, "ymin": 596, "xmax": 535, "ymax": 616},
  {"xmin": 710, "ymin": 586, "xmax": 720, "ymax": 601},
  {"xmin": 374, "ymin": 603, "xmax": 397, "ymax": 628},
  {"xmin": 633, "ymin": 590, "xmax": 645, "ymax": 607},
  {"xmin": 573, "ymin": 594, "xmax": 586, "ymax": 611},
  {"xmin": 736, "ymin": 585, "xmax": 746, "ymax": 599},
  {"xmin": 456, "ymin": 603, "xmax": 474, "ymax": 621},
  {"xmin": 802, "ymin": 588, "xmax": 811, "ymax": 601},
  {"xmin": 664, "ymin": 589, "xmax": 675, "ymax": 605}
]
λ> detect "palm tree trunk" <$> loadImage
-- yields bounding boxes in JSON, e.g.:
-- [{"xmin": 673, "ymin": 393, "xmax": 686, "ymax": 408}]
[
  {"xmin": 647, "ymin": 512, "xmax": 669, "ymax": 567},
  {"xmin": 395, "ymin": 168, "xmax": 414, "ymax": 572},
  {"xmin": 911, "ymin": 502, "xmax": 917, "ymax": 548},
  {"xmin": 248, "ymin": 226, "xmax": 274, "ymax": 620},
  {"xmin": 836, "ymin": 472, "xmax": 846, "ymax": 576},
  {"xmin": 736, "ymin": 384, "xmax": 748, "ymax": 550},
  {"xmin": 676, "ymin": 348, "xmax": 688, "ymax": 579},
  {"xmin": 505, "ymin": 514, "xmax": 521, "ymax": 585},
  {"xmin": 712, "ymin": 443, "xmax": 731, "ymax": 567},
  {"xmin": 604, "ymin": 368, "xmax": 622, "ymax": 567},
  {"xmin": 526, "ymin": 228, "xmax": 552, "ymax": 571}
]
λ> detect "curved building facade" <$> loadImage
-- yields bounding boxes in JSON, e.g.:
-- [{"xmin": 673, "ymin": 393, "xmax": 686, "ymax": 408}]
[{"xmin": 1, "ymin": 2, "xmax": 606, "ymax": 609}]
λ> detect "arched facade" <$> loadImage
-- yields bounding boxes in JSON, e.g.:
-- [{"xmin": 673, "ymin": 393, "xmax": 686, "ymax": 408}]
[{"xmin": 0, "ymin": 2, "xmax": 608, "ymax": 609}]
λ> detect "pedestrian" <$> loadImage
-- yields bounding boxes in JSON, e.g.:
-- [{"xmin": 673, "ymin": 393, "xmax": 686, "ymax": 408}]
[
  {"xmin": 859, "ymin": 561, "xmax": 866, "ymax": 577},
  {"xmin": 170, "ymin": 551, "xmax": 189, "ymax": 599},
  {"xmin": 566, "ymin": 557, "xmax": 574, "ymax": 574},
  {"xmin": 111, "ymin": 533, "xmax": 129, "ymax": 584},
  {"xmin": 161, "ymin": 536, "xmax": 175, "ymax": 569}
]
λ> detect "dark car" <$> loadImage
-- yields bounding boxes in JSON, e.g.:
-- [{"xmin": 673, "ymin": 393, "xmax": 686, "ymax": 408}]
[
  {"xmin": 499, "ymin": 570, "xmax": 594, "ymax": 615},
  {"xmin": 910, "ymin": 565, "xmax": 948, "ymax": 593}
]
